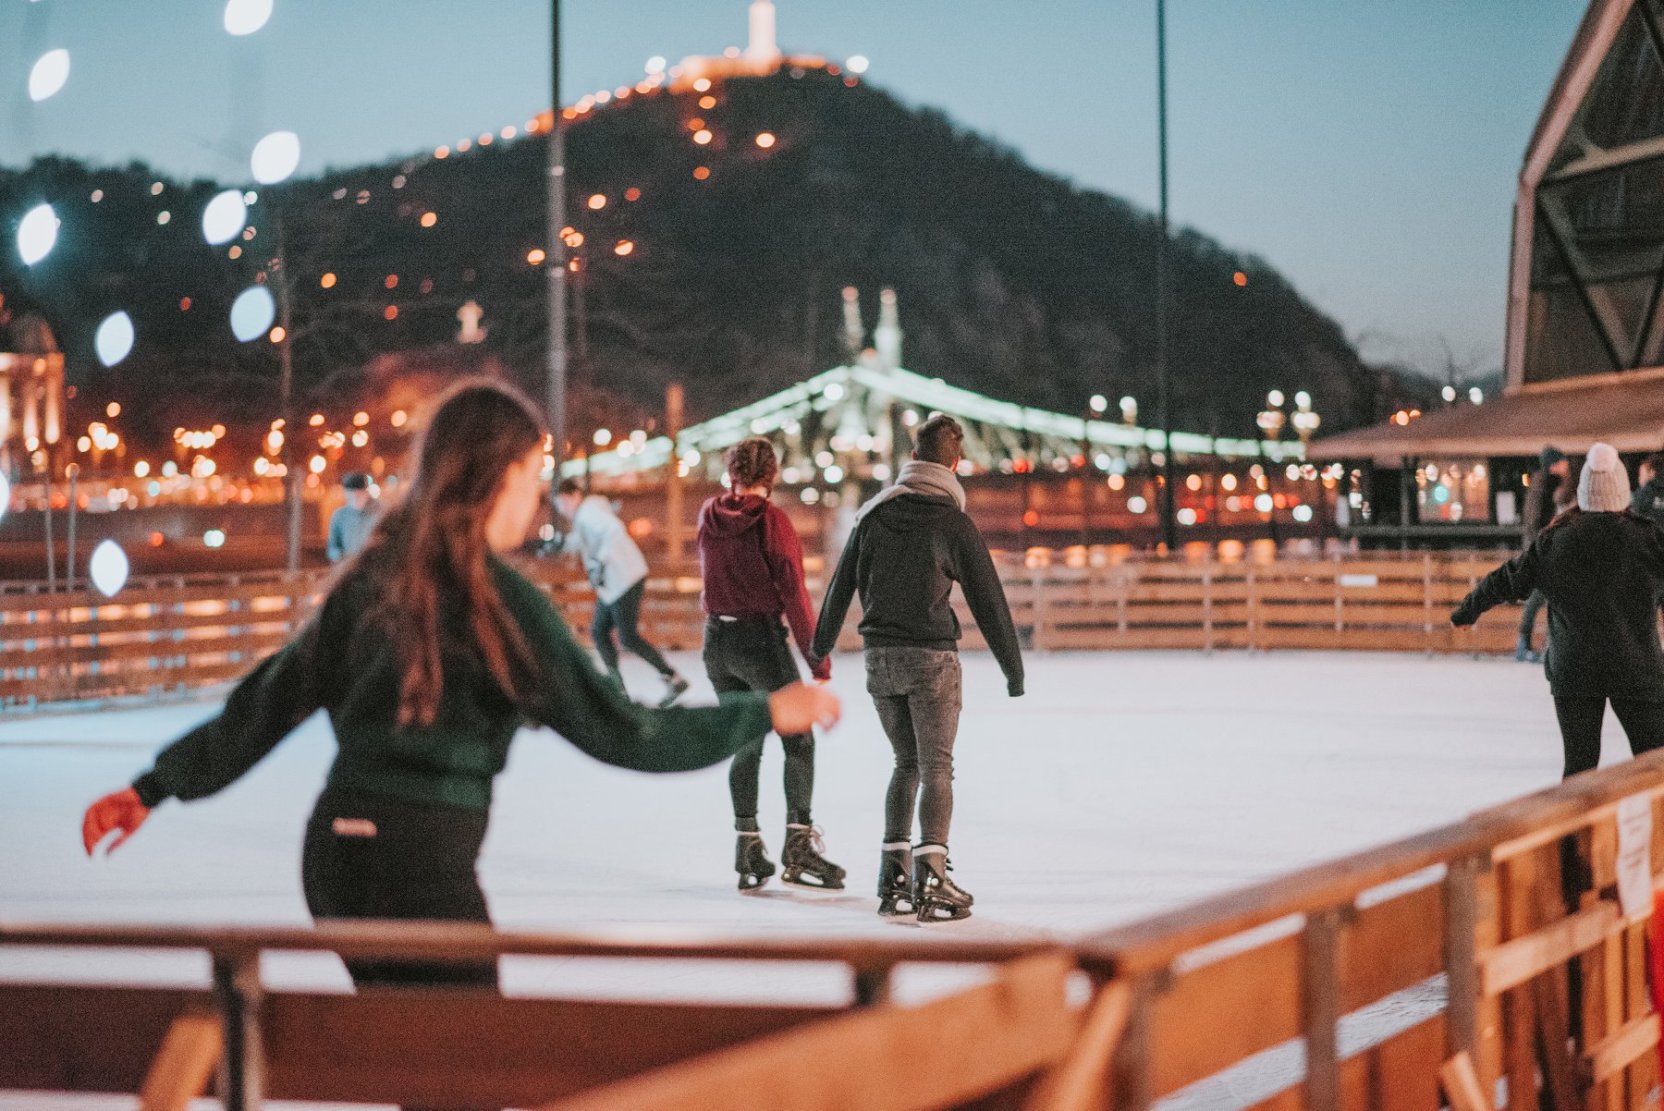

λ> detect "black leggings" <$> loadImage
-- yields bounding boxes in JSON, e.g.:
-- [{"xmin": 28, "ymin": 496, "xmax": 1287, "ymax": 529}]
[
  {"xmin": 592, "ymin": 580, "xmax": 674, "ymax": 678},
  {"xmin": 302, "ymin": 786, "xmax": 497, "ymax": 988},
  {"xmin": 1551, "ymin": 697, "xmax": 1664, "ymax": 780},
  {"xmin": 703, "ymin": 617, "xmax": 814, "ymax": 829}
]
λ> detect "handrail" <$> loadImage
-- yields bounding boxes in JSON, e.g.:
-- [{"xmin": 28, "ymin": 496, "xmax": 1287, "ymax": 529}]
[
  {"xmin": 1080, "ymin": 748, "xmax": 1664, "ymax": 974},
  {"xmin": 0, "ymin": 919, "xmax": 1055, "ymax": 967}
]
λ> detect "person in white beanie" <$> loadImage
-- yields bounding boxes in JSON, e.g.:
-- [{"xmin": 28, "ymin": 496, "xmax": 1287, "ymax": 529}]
[{"xmin": 1453, "ymin": 443, "xmax": 1664, "ymax": 779}]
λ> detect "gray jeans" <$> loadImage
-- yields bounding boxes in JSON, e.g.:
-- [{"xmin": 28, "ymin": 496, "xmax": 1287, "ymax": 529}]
[{"xmin": 866, "ymin": 646, "xmax": 962, "ymax": 846}]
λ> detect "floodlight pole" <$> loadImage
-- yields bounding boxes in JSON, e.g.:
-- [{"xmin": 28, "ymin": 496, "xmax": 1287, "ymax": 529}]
[
  {"xmin": 547, "ymin": 0, "xmax": 569, "ymax": 466},
  {"xmin": 1154, "ymin": 0, "xmax": 1178, "ymax": 553}
]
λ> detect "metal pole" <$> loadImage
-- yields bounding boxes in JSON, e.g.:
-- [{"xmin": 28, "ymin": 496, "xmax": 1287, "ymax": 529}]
[
  {"xmin": 1154, "ymin": 0, "xmax": 1178, "ymax": 553},
  {"xmin": 65, "ymin": 463, "xmax": 77, "ymax": 591},
  {"xmin": 273, "ymin": 217, "xmax": 301, "ymax": 574},
  {"xmin": 546, "ymin": 0, "xmax": 569, "ymax": 462},
  {"xmin": 42, "ymin": 459, "xmax": 54, "ymax": 592}
]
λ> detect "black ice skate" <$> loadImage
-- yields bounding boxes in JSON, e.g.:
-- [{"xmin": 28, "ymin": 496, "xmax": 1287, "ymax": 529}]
[
  {"xmin": 876, "ymin": 844, "xmax": 914, "ymax": 916},
  {"xmin": 659, "ymin": 673, "xmax": 691, "ymax": 708},
  {"xmin": 913, "ymin": 845, "xmax": 972, "ymax": 922},
  {"xmin": 781, "ymin": 824, "xmax": 846, "ymax": 890},
  {"xmin": 735, "ymin": 832, "xmax": 775, "ymax": 892}
]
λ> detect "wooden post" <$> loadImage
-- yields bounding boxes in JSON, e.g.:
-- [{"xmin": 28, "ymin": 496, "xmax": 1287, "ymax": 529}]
[
  {"xmin": 665, "ymin": 383, "xmax": 685, "ymax": 565},
  {"xmin": 1110, "ymin": 975, "xmax": 1157, "ymax": 1111},
  {"xmin": 852, "ymin": 964, "xmax": 891, "ymax": 1008},
  {"xmin": 1301, "ymin": 907, "xmax": 1343, "ymax": 1111},
  {"xmin": 1444, "ymin": 854, "xmax": 1482, "ymax": 1061},
  {"xmin": 213, "ymin": 951, "xmax": 264, "ymax": 1111}
]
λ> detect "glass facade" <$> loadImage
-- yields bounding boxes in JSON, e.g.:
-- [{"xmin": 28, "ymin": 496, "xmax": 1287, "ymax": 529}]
[{"xmin": 1525, "ymin": 0, "xmax": 1664, "ymax": 383}]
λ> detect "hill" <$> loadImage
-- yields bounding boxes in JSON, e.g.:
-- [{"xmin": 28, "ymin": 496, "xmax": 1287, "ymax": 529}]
[{"xmin": 0, "ymin": 69, "xmax": 1429, "ymax": 455}]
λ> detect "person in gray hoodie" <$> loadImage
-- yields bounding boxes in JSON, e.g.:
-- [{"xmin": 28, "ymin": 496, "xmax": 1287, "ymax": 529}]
[
  {"xmin": 812, "ymin": 414, "xmax": 1024, "ymax": 922},
  {"xmin": 553, "ymin": 479, "xmax": 688, "ymax": 707}
]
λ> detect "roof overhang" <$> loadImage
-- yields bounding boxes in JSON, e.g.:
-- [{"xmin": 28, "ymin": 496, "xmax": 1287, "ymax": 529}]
[{"xmin": 1309, "ymin": 368, "xmax": 1664, "ymax": 461}]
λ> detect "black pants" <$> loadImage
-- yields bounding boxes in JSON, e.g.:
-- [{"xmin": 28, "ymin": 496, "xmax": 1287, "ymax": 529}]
[
  {"xmin": 1551, "ymin": 697, "xmax": 1664, "ymax": 780},
  {"xmin": 302, "ymin": 786, "xmax": 498, "ymax": 988},
  {"xmin": 703, "ymin": 616, "xmax": 814, "ymax": 829},
  {"xmin": 592, "ymin": 580, "xmax": 674, "ymax": 678}
]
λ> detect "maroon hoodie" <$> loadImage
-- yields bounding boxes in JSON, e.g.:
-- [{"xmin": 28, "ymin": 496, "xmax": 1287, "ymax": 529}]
[{"xmin": 697, "ymin": 493, "xmax": 830, "ymax": 680}]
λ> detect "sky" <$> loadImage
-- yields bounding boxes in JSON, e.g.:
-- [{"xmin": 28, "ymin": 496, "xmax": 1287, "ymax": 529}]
[{"xmin": 1, "ymin": 0, "xmax": 1589, "ymax": 379}]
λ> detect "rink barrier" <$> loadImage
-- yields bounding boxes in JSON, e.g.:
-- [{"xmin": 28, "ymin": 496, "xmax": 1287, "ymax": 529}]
[
  {"xmin": 1077, "ymin": 747, "xmax": 1664, "ymax": 1110},
  {"xmin": 0, "ymin": 922, "xmax": 1078, "ymax": 1110},
  {"xmin": 9, "ymin": 756, "xmax": 1664, "ymax": 1107},
  {"xmin": 0, "ymin": 551, "xmax": 1525, "ymax": 708}
]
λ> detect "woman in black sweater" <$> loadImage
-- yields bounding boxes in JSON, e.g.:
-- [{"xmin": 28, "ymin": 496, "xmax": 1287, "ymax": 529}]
[
  {"xmin": 1453, "ymin": 443, "xmax": 1664, "ymax": 779},
  {"xmin": 81, "ymin": 382, "xmax": 840, "ymax": 986}
]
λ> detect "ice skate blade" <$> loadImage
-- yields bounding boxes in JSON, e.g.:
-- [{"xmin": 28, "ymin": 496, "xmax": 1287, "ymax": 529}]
[
  {"xmin": 877, "ymin": 899, "xmax": 915, "ymax": 917},
  {"xmin": 916, "ymin": 902, "xmax": 973, "ymax": 923},
  {"xmin": 782, "ymin": 872, "xmax": 845, "ymax": 892},
  {"xmin": 737, "ymin": 875, "xmax": 771, "ymax": 893}
]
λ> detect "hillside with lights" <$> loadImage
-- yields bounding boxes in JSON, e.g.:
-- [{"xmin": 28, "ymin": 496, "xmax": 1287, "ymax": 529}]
[{"xmin": 0, "ymin": 65, "xmax": 1429, "ymax": 462}]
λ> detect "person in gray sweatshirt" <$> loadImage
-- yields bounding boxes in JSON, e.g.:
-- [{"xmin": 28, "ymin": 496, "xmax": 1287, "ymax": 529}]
[{"xmin": 813, "ymin": 414, "xmax": 1023, "ymax": 922}]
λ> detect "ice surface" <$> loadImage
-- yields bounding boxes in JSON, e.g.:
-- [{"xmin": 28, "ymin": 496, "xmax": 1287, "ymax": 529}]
[{"xmin": 0, "ymin": 648, "xmax": 1600, "ymax": 1107}]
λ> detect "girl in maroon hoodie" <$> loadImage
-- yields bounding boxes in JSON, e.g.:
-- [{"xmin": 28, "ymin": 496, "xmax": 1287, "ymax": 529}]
[{"xmin": 699, "ymin": 438, "xmax": 846, "ymax": 891}]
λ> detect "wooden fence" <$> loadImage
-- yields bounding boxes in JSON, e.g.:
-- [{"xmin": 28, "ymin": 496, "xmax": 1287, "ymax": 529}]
[
  {"xmin": 0, "ymin": 551, "xmax": 1523, "ymax": 708},
  {"xmin": 9, "ymin": 750, "xmax": 1664, "ymax": 1109}
]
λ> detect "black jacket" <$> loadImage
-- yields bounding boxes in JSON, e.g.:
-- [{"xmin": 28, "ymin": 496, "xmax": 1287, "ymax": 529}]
[
  {"xmin": 812, "ymin": 494, "xmax": 1024, "ymax": 696},
  {"xmin": 1633, "ymin": 476, "xmax": 1664, "ymax": 529},
  {"xmin": 1453, "ymin": 511, "xmax": 1664, "ymax": 698}
]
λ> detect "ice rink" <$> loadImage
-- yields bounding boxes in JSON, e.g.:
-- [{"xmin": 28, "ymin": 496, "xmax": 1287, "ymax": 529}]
[{"xmin": 0, "ymin": 648, "xmax": 1613, "ymax": 1106}]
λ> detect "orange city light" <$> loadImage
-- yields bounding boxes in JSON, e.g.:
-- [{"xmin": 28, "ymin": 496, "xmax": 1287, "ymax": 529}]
[
  {"xmin": 755, "ymin": 132, "xmax": 776, "ymax": 149},
  {"xmin": 527, "ymin": 248, "xmax": 548, "ymax": 265},
  {"xmin": 614, "ymin": 240, "xmax": 635, "ymax": 256},
  {"xmin": 587, "ymin": 194, "xmax": 607, "ymax": 210}
]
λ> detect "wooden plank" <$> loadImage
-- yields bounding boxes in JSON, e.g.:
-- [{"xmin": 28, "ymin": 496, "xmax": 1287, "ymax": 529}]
[
  {"xmin": 1587, "ymin": 1013, "xmax": 1660, "ymax": 1084},
  {"xmin": 1481, "ymin": 899, "xmax": 1621, "ymax": 995},
  {"xmin": 263, "ymin": 992, "xmax": 844, "ymax": 1106},
  {"xmin": 138, "ymin": 1011, "xmax": 222, "ymax": 1111},
  {"xmin": 1246, "ymin": 1015, "xmax": 1446, "ymax": 1111},
  {"xmin": 537, "ymin": 953, "xmax": 1078, "ymax": 1111},
  {"xmin": 1022, "ymin": 982, "xmax": 1132, "ymax": 1111},
  {"xmin": 1440, "ymin": 1052, "xmax": 1493, "ymax": 1111},
  {"xmin": 1150, "ymin": 934, "xmax": 1301, "ymax": 1097},
  {"xmin": 0, "ymin": 985, "xmax": 211, "ymax": 1092}
]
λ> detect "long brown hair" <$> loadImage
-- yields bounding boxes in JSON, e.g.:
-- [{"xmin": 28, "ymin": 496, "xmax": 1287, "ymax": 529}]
[{"xmin": 355, "ymin": 380, "xmax": 545, "ymax": 726}]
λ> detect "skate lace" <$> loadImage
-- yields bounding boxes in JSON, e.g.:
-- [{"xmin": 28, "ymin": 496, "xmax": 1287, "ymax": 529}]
[{"xmin": 804, "ymin": 824, "xmax": 829, "ymax": 858}]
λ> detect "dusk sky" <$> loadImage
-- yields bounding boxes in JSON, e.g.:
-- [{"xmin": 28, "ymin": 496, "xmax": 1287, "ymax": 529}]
[{"xmin": 3, "ymin": 1, "xmax": 1588, "ymax": 381}]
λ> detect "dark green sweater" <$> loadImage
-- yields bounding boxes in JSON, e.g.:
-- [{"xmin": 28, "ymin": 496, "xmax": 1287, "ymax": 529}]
[{"xmin": 132, "ymin": 557, "xmax": 771, "ymax": 811}]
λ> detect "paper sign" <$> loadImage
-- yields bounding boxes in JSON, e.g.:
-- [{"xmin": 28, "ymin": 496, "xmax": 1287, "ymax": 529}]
[
  {"xmin": 1616, "ymin": 793, "xmax": 1655, "ymax": 922},
  {"xmin": 1338, "ymin": 574, "xmax": 1379, "ymax": 588}
]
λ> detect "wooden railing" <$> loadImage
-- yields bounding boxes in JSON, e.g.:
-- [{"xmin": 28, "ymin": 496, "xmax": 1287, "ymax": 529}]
[
  {"xmin": 8, "ymin": 752, "xmax": 1664, "ymax": 1109},
  {"xmin": 0, "ymin": 551, "xmax": 1523, "ymax": 708}
]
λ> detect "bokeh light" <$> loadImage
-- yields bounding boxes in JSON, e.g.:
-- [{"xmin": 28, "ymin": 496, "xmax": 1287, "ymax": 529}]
[
  {"xmin": 95, "ymin": 312, "xmax": 135, "ymax": 367},
  {"xmin": 229, "ymin": 285, "xmax": 276, "ymax": 342}
]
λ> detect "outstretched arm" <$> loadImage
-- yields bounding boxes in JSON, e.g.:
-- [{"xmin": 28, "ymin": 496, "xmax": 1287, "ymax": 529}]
[
  {"xmin": 495, "ymin": 561, "xmax": 832, "ymax": 770},
  {"xmin": 812, "ymin": 527, "xmax": 861, "ymax": 663},
  {"xmin": 1452, "ymin": 546, "xmax": 1541, "ymax": 626},
  {"xmin": 87, "ymin": 598, "xmax": 340, "ymax": 856}
]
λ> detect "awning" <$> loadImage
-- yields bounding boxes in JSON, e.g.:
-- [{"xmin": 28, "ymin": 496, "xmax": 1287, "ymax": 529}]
[{"xmin": 1309, "ymin": 370, "xmax": 1664, "ymax": 461}]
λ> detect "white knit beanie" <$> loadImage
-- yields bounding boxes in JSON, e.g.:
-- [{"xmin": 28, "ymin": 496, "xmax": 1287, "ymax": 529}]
[{"xmin": 1578, "ymin": 442, "xmax": 1631, "ymax": 512}]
